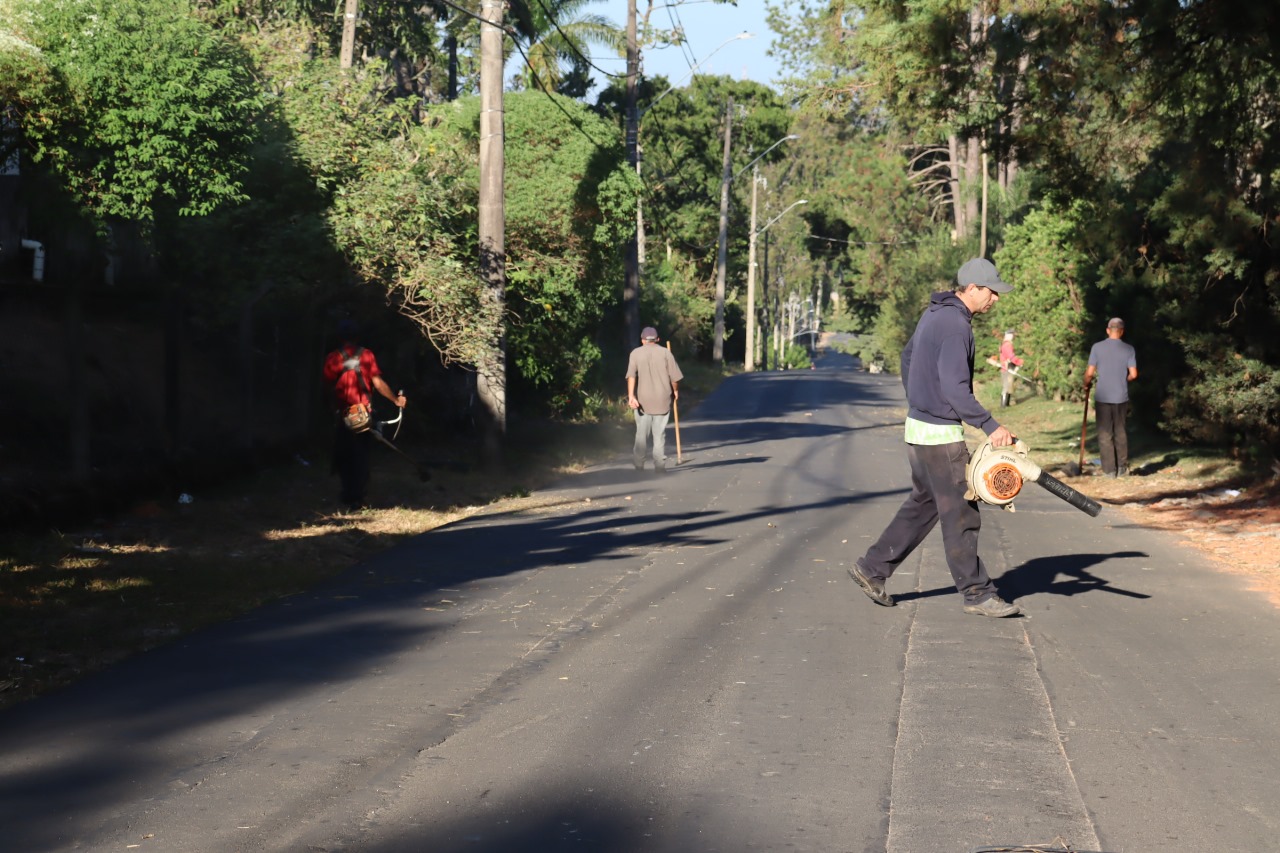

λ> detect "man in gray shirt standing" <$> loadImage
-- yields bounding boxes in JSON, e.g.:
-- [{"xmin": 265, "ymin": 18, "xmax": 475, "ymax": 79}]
[
  {"xmin": 626, "ymin": 326, "xmax": 684, "ymax": 473},
  {"xmin": 1084, "ymin": 317, "xmax": 1138, "ymax": 477}
]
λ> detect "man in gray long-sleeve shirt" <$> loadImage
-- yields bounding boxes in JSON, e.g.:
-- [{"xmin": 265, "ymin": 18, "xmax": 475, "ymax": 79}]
[{"xmin": 848, "ymin": 258, "xmax": 1022, "ymax": 618}]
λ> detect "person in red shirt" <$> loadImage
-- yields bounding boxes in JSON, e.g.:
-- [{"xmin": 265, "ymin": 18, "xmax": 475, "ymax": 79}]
[
  {"xmin": 999, "ymin": 330, "xmax": 1024, "ymax": 408},
  {"xmin": 322, "ymin": 320, "xmax": 407, "ymax": 508}
]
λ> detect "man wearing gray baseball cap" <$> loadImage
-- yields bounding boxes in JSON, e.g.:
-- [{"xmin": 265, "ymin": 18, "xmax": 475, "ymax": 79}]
[{"xmin": 849, "ymin": 258, "xmax": 1023, "ymax": 617}]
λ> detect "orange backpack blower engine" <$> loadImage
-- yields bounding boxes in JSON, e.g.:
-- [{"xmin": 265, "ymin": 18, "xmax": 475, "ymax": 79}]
[{"xmin": 965, "ymin": 439, "xmax": 1103, "ymax": 517}]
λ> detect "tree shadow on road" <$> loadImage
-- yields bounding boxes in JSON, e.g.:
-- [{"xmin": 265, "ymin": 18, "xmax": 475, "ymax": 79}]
[{"xmin": 0, "ymin": 484, "xmax": 905, "ymax": 849}]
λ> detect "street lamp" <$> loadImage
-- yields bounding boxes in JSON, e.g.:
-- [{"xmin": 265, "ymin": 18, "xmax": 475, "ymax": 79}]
[
  {"xmin": 713, "ymin": 132, "xmax": 798, "ymax": 363},
  {"xmin": 746, "ymin": 198, "xmax": 807, "ymax": 372},
  {"xmin": 732, "ymin": 134, "xmax": 798, "ymax": 183},
  {"xmin": 737, "ymin": 134, "xmax": 799, "ymax": 369}
]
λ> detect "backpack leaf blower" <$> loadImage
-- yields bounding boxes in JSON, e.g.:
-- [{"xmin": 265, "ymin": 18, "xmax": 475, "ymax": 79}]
[{"xmin": 964, "ymin": 439, "xmax": 1103, "ymax": 517}]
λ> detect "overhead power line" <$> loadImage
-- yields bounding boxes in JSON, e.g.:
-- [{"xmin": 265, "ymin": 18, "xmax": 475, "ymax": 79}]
[
  {"xmin": 528, "ymin": 0, "xmax": 628, "ymax": 80},
  {"xmin": 437, "ymin": 0, "xmax": 520, "ymax": 37},
  {"xmin": 665, "ymin": 3, "xmax": 700, "ymax": 77},
  {"xmin": 807, "ymin": 234, "xmax": 922, "ymax": 246}
]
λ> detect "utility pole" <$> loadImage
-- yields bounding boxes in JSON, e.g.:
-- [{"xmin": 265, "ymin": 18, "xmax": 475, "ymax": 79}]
[
  {"xmin": 809, "ymin": 294, "xmax": 817, "ymax": 353},
  {"xmin": 340, "ymin": 0, "xmax": 359, "ymax": 69},
  {"xmin": 762, "ymin": 230, "xmax": 770, "ymax": 369},
  {"xmin": 774, "ymin": 271, "xmax": 783, "ymax": 368},
  {"xmin": 623, "ymin": 0, "xmax": 640, "ymax": 351},
  {"xmin": 712, "ymin": 96, "xmax": 734, "ymax": 363},
  {"xmin": 447, "ymin": 34, "xmax": 458, "ymax": 100},
  {"xmin": 745, "ymin": 166, "xmax": 760, "ymax": 371},
  {"xmin": 477, "ymin": 0, "xmax": 506, "ymax": 465},
  {"xmin": 980, "ymin": 150, "xmax": 989, "ymax": 258}
]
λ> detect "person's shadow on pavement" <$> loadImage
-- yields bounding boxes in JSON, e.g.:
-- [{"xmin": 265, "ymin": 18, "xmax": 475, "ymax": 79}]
[{"xmin": 996, "ymin": 551, "xmax": 1152, "ymax": 602}]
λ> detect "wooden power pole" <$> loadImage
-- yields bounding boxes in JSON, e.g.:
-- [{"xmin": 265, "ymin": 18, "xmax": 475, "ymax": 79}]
[
  {"xmin": 623, "ymin": 0, "xmax": 640, "ymax": 351},
  {"xmin": 477, "ymin": 0, "xmax": 507, "ymax": 464},
  {"xmin": 339, "ymin": 0, "xmax": 359, "ymax": 69},
  {"xmin": 712, "ymin": 97, "xmax": 734, "ymax": 363},
  {"xmin": 745, "ymin": 165, "xmax": 760, "ymax": 371}
]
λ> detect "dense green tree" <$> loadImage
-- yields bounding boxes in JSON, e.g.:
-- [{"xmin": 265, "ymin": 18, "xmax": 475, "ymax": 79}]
[
  {"xmin": 4, "ymin": 0, "xmax": 261, "ymax": 225},
  {"xmin": 224, "ymin": 8, "xmax": 639, "ymax": 413},
  {"xmin": 327, "ymin": 115, "xmax": 495, "ymax": 368},
  {"xmin": 443, "ymin": 91, "xmax": 639, "ymax": 411},
  {"xmin": 639, "ymin": 76, "xmax": 789, "ymax": 255},
  {"xmin": 992, "ymin": 203, "xmax": 1092, "ymax": 400},
  {"xmin": 2, "ymin": 0, "xmax": 274, "ymax": 471},
  {"xmin": 203, "ymin": 0, "xmax": 455, "ymax": 102},
  {"xmin": 765, "ymin": 0, "xmax": 865, "ymax": 114},
  {"xmin": 604, "ymin": 75, "xmax": 791, "ymax": 357},
  {"xmin": 771, "ymin": 0, "xmax": 1280, "ymax": 455}
]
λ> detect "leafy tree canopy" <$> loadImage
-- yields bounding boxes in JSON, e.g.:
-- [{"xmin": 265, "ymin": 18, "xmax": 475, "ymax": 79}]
[
  {"xmin": 508, "ymin": 0, "xmax": 624, "ymax": 98},
  {"xmin": 637, "ymin": 76, "xmax": 789, "ymax": 263},
  {"xmin": 771, "ymin": 0, "xmax": 1280, "ymax": 454},
  {"xmin": 444, "ymin": 91, "xmax": 639, "ymax": 403},
  {"xmin": 4, "ymin": 0, "xmax": 262, "ymax": 224}
]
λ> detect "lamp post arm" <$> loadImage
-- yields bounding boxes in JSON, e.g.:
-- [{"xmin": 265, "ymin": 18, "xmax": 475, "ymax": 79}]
[
  {"xmin": 755, "ymin": 199, "xmax": 809, "ymax": 236},
  {"xmin": 733, "ymin": 134, "xmax": 799, "ymax": 183},
  {"xmin": 641, "ymin": 32, "xmax": 754, "ymax": 120}
]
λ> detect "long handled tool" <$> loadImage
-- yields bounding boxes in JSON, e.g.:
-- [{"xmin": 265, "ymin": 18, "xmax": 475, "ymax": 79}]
[
  {"xmin": 1078, "ymin": 379, "xmax": 1092, "ymax": 475},
  {"xmin": 667, "ymin": 342, "xmax": 684, "ymax": 465},
  {"xmin": 672, "ymin": 397, "xmax": 683, "ymax": 464},
  {"xmin": 370, "ymin": 428, "xmax": 431, "ymax": 481},
  {"xmin": 369, "ymin": 396, "xmax": 432, "ymax": 482},
  {"xmin": 985, "ymin": 355, "xmax": 1036, "ymax": 385}
]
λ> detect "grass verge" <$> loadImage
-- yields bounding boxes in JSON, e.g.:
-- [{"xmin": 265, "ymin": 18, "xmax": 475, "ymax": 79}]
[{"xmin": 973, "ymin": 372, "xmax": 1250, "ymax": 489}]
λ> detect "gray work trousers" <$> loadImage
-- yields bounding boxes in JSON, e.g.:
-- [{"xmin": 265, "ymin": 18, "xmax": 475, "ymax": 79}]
[
  {"xmin": 1001, "ymin": 369, "xmax": 1016, "ymax": 398},
  {"xmin": 633, "ymin": 410, "xmax": 670, "ymax": 469},
  {"xmin": 860, "ymin": 441, "xmax": 997, "ymax": 605},
  {"xmin": 1095, "ymin": 401, "xmax": 1129, "ymax": 475}
]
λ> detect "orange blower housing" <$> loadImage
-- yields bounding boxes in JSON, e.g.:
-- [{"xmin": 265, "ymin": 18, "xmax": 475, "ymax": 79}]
[{"xmin": 964, "ymin": 439, "xmax": 1102, "ymax": 517}]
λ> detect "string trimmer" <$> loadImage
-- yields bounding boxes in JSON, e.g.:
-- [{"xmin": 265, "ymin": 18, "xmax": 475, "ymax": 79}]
[
  {"xmin": 985, "ymin": 356, "xmax": 1036, "ymax": 385},
  {"xmin": 965, "ymin": 439, "xmax": 1102, "ymax": 517},
  {"xmin": 369, "ymin": 401, "xmax": 432, "ymax": 482}
]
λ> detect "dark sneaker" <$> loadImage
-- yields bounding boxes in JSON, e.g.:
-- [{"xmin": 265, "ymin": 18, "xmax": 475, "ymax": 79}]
[
  {"xmin": 655, "ymin": 463, "xmax": 668, "ymax": 475},
  {"xmin": 849, "ymin": 560, "xmax": 894, "ymax": 607},
  {"xmin": 634, "ymin": 461, "xmax": 644, "ymax": 471},
  {"xmin": 963, "ymin": 596, "xmax": 1022, "ymax": 618}
]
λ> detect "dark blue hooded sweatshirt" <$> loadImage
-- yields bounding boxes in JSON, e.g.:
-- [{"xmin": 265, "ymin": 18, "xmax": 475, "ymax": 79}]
[{"xmin": 900, "ymin": 291, "xmax": 999, "ymax": 436}]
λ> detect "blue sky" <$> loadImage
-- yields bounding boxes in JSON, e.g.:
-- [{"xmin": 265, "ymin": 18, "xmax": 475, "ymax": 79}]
[{"xmin": 593, "ymin": 1, "xmax": 783, "ymax": 91}]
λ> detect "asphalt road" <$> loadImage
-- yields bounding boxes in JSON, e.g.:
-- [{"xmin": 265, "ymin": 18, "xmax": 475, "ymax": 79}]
[{"xmin": 2, "ymin": 352, "xmax": 1277, "ymax": 853}]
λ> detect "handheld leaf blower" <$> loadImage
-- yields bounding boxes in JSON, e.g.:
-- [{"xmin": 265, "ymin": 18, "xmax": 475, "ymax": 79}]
[{"xmin": 965, "ymin": 439, "xmax": 1103, "ymax": 517}]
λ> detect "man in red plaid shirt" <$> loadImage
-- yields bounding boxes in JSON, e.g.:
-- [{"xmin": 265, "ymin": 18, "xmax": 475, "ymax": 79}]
[{"xmin": 322, "ymin": 320, "xmax": 407, "ymax": 508}]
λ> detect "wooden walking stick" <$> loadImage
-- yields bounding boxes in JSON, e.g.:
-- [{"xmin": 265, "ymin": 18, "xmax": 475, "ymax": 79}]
[
  {"xmin": 1078, "ymin": 379, "xmax": 1092, "ymax": 474},
  {"xmin": 668, "ymin": 341, "xmax": 683, "ymax": 465}
]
